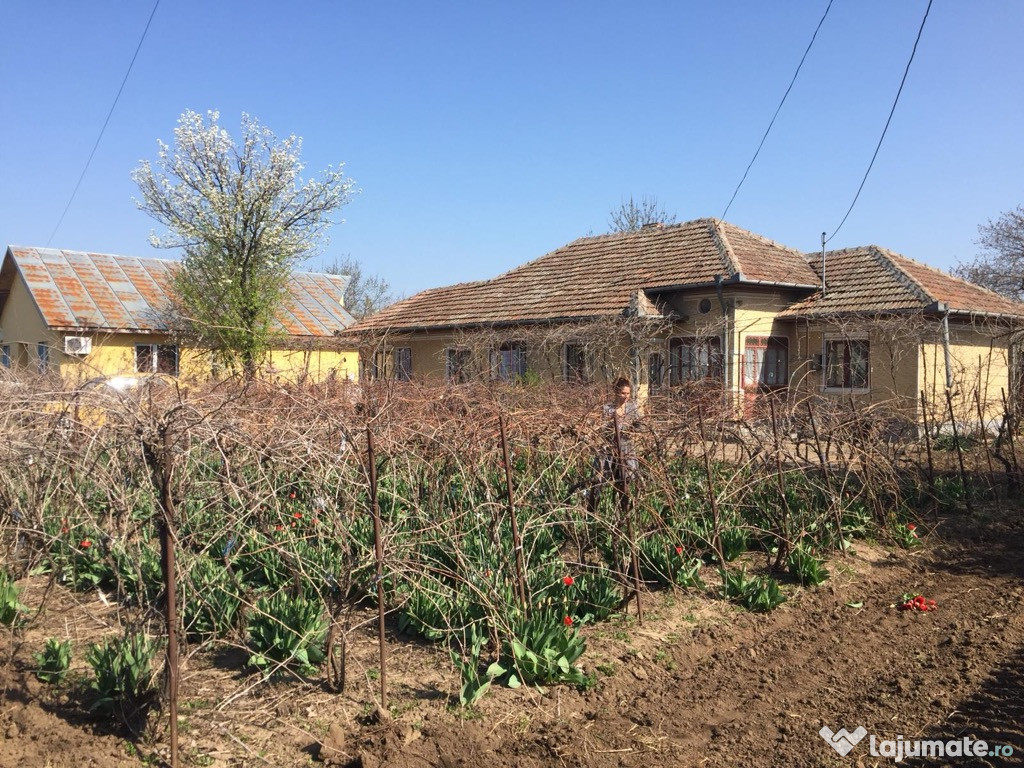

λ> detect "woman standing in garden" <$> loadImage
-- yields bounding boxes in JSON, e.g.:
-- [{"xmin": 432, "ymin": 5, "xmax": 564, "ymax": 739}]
[{"xmin": 586, "ymin": 377, "xmax": 642, "ymax": 515}]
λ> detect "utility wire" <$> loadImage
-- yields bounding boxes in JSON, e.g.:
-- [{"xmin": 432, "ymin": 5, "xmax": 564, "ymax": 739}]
[
  {"xmin": 825, "ymin": 0, "xmax": 933, "ymax": 243},
  {"xmin": 720, "ymin": 0, "xmax": 834, "ymax": 223},
  {"xmin": 46, "ymin": 0, "xmax": 161, "ymax": 248}
]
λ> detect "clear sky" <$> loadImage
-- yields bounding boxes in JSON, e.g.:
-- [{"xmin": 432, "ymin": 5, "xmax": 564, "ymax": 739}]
[{"xmin": 2, "ymin": 1, "xmax": 1022, "ymax": 300}]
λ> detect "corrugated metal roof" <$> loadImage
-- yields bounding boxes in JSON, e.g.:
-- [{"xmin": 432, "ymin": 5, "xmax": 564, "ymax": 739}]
[{"xmin": 2, "ymin": 246, "xmax": 354, "ymax": 336}]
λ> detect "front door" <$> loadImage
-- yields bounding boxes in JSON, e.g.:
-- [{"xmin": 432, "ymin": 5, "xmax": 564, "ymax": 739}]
[{"xmin": 742, "ymin": 336, "xmax": 788, "ymax": 418}]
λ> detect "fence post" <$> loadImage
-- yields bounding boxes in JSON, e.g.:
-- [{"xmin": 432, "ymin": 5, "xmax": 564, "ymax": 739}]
[{"xmin": 366, "ymin": 426, "xmax": 387, "ymax": 711}]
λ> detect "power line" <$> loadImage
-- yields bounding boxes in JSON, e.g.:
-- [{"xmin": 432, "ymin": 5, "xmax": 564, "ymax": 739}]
[
  {"xmin": 46, "ymin": 0, "xmax": 161, "ymax": 248},
  {"xmin": 720, "ymin": 0, "xmax": 834, "ymax": 223},
  {"xmin": 825, "ymin": 0, "xmax": 933, "ymax": 244}
]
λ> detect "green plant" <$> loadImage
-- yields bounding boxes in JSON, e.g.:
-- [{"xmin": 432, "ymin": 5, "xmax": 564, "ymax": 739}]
[
  {"xmin": 0, "ymin": 570, "xmax": 27, "ymax": 626},
  {"xmin": 247, "ymin": 592, "xmax": 327, "ymax": 675},
  {"xmin": 503, "ymin": 611, "xmax": 587, "ymax": 688},
  {"xmin": 182, "ymin": 558, "xmax": 241, "ymax": 640},
  {"xmin": 451, "ymin": 625, "xmax": 505, "ymax": 707},
  {"xmin": 85, "ymin": 630, "xmax": 161, "ymax": 722},
  {"xmin": 786, "ymin": 543, "xmax": 829, "ymax": 586},
  {"xmin": 719, "ymin": 525, "xmax": 748, "ymax": 562},
  {"xmin": 572, "ymin": 569, "xmax": 622, "ymax": 623},
  {"xmin": 33, "ymin": 637, "xmax": 72, "ymax": 684},
  {"xmin": 719, "ymin": 566, "xmax": 786, "ymax": 612}
]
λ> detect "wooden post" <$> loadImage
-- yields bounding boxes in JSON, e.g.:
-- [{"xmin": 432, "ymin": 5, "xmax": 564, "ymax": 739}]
[
  {"xmin": 366, "ymin": 427, "xmax": 387, "ymax": 710},
  {"xmin": 919, "ymin": 391, "xmax": 938, "ymax": 521},
  {"xmin": 805, "ymin": 400, "xmax": 842, "ymax": 547},
  {"xmin": 974, "ymin": 388, "xmax": 998, "ymax": 504},
  {"xmin": 696, "ymin": 405, "xmax": 724, "ymax": 567},
  {"xmin": 145, "ymin": 425, "xmax": 179, "ymax": 768},
  {"xmin": 944, "ymin": 388, "xmax": 973, "ymax": 514},
  {"xmin": 499, "ymin": 414, "xmax": 529, "ymax": 616},
  {"xmin": 768, "ymin": 397, "xmax": 791, "ymax": 567},
  {"xmin": 612, "ymin": 409, "xmax": 642, "ymax": 624}
]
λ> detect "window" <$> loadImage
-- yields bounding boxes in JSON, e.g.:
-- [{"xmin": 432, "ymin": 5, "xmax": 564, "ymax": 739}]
[
  {"xmin": 824, "ymin": 338, "xmax": 869, "ymax": 390},
  {"xmin": 394, "ymin": 347, "xmax": 412, "ymax": 381},
  {"xmin": 647, "ymin": 351, "xmax": 665, "ymax": 393},
  {"xmin": 135, "ymin": 344, "xmax": 180, "ymax": 375},
  {"xmin": 564, "ymin": 343, "xmax": 588, "ymax": 383},
  {"xmin": 445, "ymin": 347, "xmax": 472, "ymax": 383},
  {"xmin": 491, "ymin": 342, "xmax": 526, "ymax": 381},
  {"xmin": 743, "ymin": 337, "xmax": 788, "ymax": 389},
  {"xmin": 37, "ymin": 342, "xmax": 49, "ymax": 372},
  {"xmin": 669, "ymin": 337, "xmax": 722, "ymax": 384},
  {"xmin": 1, "ymin": 344, "xmax": 9, "ymax": 369}
]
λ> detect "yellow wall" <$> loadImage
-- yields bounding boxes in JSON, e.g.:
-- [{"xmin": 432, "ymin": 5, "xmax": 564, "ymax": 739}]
[
  {"xmin": 919, "ymin": 323, "xmax": 1012, "ymax": 426},
  {"xmin": 0, "ymin": 273, "xmax": 357, "ymax": 384}
]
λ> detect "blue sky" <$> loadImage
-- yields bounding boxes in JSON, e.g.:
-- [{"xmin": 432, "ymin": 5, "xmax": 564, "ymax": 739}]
[{"xmin": 2, "ymin": 1, "xmax": 1022, "ymax": 299}]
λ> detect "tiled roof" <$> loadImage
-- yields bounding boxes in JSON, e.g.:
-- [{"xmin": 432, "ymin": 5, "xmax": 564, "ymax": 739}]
[
  {"xmin": 351, "ymin": 219, "xmax": 819, "ymax": 331},
  {"xmin": 1, "ymin": 246, "xmax": 354, "ymax": 336},
  {"xmin": 779, "ymin": 246, "xmax": 1024, "ymax": 319}
]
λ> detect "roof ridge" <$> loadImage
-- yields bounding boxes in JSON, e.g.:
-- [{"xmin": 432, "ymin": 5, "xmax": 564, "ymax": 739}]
[
  {"xmin": 708, "ymin": 219, "xmax": 740, "ymax": 276},
  {"xmin": 718, "ymin": 220, "xmax": 810, "ymax": 259},
  {"xmin": 878, "ymin": 246, "xmax": 1024, "ymax": 304},
  {"xmin": 864, "ymin": 246, "xmax": 935, "ymax": 305}
]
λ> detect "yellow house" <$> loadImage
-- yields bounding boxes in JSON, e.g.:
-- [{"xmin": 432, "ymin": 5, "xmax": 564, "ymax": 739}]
[
  {"xmin": 347, "ymin": 219, "xmax": 1024, "ymax": 427},
  {"xmin": 0, "ymin": 246, "xmax": 359, "ymax": 385}
]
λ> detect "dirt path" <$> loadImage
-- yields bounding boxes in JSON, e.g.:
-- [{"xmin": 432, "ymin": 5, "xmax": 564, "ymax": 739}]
[{"xmin": 2, "ymin": 508, "xmax": 1023, "ymax": 768}]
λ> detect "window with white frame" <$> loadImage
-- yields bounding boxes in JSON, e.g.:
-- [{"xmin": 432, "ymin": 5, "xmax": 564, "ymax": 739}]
[
  {"xmin": 564, "ymin": 342, "xmax": 588, "ymax": 383},
  {"xmin": 445, "ymin": 347, "xmax": 472, "ymax": 383},
  {"xmin": 135, "ymin": 344, "xmax": 180, "ymax": 375},
  {"xmin": 36, "ymin": 342, "xmax": 49, "ymax": 372},
  {"xmin": 491, "ymin": 342, "xmax": 526, "ymax": 381},
  {"xmin": 743, "ymin": 336, "xmax": 788, "ymax": 389},
  {"xmin": 824, "ymin": 337, "xmax": 869, "ymax": 390},
  {"xmin": 669, "ymin": 337, "xmax": 723, "ymax": 384},
  {"xmin": 1, "ymin": 344, "xmax": 9, "ymax": 369},
  {"xmin": 394, "ymin": 347, "xmax": 412, "ymax": 381}
]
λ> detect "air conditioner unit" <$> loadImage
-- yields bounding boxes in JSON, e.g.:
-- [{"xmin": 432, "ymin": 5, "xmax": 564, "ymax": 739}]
[{"xmin": 64, "ymin": 336, "xmax": 92, "ymax": 355}]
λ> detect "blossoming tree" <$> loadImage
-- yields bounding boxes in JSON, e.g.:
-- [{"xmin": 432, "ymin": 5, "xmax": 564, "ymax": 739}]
[{"xmin": 133, "ymin": 110, "xmax": 355, "ymax": 375}]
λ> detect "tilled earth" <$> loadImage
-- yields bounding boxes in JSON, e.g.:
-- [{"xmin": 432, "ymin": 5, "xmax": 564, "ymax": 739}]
[{"xmin": 2, "ymin": 506, "xmax": 1023, "ymax": 768}]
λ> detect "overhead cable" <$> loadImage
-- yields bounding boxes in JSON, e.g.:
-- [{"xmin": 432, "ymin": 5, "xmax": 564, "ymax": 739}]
[{"xmin": 46, "ymin": 0, "xmax": 161, "ymax": 247}]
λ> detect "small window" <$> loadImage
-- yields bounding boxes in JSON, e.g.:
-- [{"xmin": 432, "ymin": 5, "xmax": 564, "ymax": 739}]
[
  {"xmin": 135, "ymin": 344, "xmax": 180, "ymax": 376},
  {"xmin": 491, "ymin": 342, "xmax": 526, "ymax": 382},
  {"xmin": 1, "ymin": 344, "xmax": 10, "ymax": 369},
  {"xmin": 37, "ymin": 342, "xmax": 49, "ymax": 372},
  {"xmin": 564, "ymin": 343, "xmax": 588, "ymax": 383},
  {"xmin": 394, "ymin": 347, "xmax": 412, "ymax": 381},
  {"xmin": 446, "ymin": 347, "xmax": 472, "ymax": 383},
  {"xmin": 647, "ymin": 351, "xmax": 665, "ymax": 393},
  {"xmin": 669, "ymin": 337, "xmax": 722, "ymax": 384},
  {"xmin": 824, "ymin": 338, "xmax": 869, "ymax": 390}
]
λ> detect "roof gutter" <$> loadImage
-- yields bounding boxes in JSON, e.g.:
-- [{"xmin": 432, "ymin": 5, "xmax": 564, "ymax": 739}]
[{"xmin": 645, "ymin": 275, "xmax": 819, "ymax": 294}]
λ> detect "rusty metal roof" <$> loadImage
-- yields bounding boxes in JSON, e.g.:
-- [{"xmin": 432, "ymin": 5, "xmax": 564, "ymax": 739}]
[{"xmin": 2, "ymin": 246, "xmax": 354, "ymax": 336}]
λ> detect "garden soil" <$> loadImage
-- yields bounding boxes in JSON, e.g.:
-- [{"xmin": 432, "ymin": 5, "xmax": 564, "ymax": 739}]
[{"xmin": 2, "ymin": 506, "xmax": 1023, "ymax": 768}]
